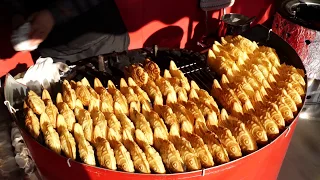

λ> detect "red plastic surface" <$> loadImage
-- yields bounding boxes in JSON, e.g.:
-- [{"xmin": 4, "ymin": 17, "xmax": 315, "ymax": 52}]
[
  {"xmin": 20, "ymin": 117, "xmax": 297, "ymax": 180},
  {"xmin": 0, "ymin": 0, "xmax": 275, "ymax": 77}
]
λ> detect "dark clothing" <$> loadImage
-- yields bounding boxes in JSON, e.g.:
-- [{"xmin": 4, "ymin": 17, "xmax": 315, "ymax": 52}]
[{"xmin": 7, "ymin": 0, "xmax": 129, "ymax": 63}]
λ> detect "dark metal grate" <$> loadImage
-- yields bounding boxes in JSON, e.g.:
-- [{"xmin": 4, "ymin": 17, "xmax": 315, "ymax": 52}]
[{"xmin": 63, "ymin": 48, "xmax": 218, "ymax": 92}]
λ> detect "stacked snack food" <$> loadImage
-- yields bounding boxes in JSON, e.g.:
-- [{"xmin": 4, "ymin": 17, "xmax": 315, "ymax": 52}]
[
  {"xmin": 22, "ymin": 35, "xmax": 306, "ymax": 174},
  {"xmin": 208, "ymin": 35, "xmax": 306, "ymax": 141}
]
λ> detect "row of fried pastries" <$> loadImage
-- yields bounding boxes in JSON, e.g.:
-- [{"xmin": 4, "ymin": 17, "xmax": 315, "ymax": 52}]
[
  {"xmin": 23, "ymin": 59, "xmax": 279, "ymax": 174},
  {"xmin": 207, "ymin": 35, "xmax": 306, "ymax": 139}
]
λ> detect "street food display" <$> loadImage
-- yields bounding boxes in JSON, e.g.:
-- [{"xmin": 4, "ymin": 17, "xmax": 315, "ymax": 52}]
[{"xmin": 22, "ymin": 35, "xmax": 306, "ymax": 174}]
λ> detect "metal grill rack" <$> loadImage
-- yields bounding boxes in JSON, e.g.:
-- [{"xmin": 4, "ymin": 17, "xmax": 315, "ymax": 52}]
[{"xmin": 63, "ymin": 48, "xmax": 218, "ymax": 92}]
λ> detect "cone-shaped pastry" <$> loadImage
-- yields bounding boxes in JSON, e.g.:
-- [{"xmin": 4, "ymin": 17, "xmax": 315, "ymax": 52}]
[
  {"xmin": 190, "ymin": 114, "xmax": 230, "ymax": 165},
  {"xmin": 219, "ymin": 109, "xmax": 258, "ymax": 154},
  {"xmin": 169, "ymin": 61, "xmax": 190, "ymax": 92},
  {"xmin": 75, "ymin": 99, "xmax": 84, "ymax": 109},
  {"xmin": 169, "ymin": 103, "xmax": 194, "ymax": 125},
  {"xmin": 73, "ymin": 123, "xmax": 96, "ymax": 165},
  {"xmin": 180, "ymin": 131, "xmax": 214, "ymax": 168},
  {"xmin": 115, "ymin": 102, "xmax": 135, "ymax": 137},
  {"xmin": 42, "ymin": 90, "xmax": 58, "ymax": 128},
  {"xmin": 154, "ymin": 104, "xmax": 178, "ymax": 126},
  {"xmin": 91, "ymin": 109, "xmax": 108, "ymax": 139},
  {"xmin": 94, "ymin": 78, "xmax": 114, "ymax": 113},
  {"xmin": 75, "ymin": 82, "xmax": 92, "ymax": 106},
  {"xmin": 92, "ymin": 126, "xmax": 117, "ymax": 170},
  {"xmin": 155, "ymin": 77, "xmax": 176, "ymax": 97},
  {"xmin": 144, "ymin": 59, "xmax": 160, "ymax": 81},
  {"xmin": 104, "ymin": 112, "xmax": 122, "ymax": 142},
  {"xmin": 62, "ymin": 80, "xmax": 77, "ymax": 110},
  {"xmin": 88, "ymin": 97, "xmax": 101, "ymax": 113},
  {"xmin": 108, "ymin": 80, "xmax": 129, "ymax": 116},
  {"xmin": 129, "ymin": 104, "xmax": 153, "ymax": 145},
  {"xmin": 25, "ymin": 108, "xmax": 40, "ymax": 139},
  {"xmin": 107, "ymin": 128, "xmax": 135, "ymax": 173},
  {"xmin": 120, "ymin": 79, "xmax": 141, "ymax": 112},
  {"xmin": 56, "ymin": 93, "xmax": 76, "ymax": 132},
  {"xmin": 81, "ymin": 77, "xmax": 91, "ymax": 87},
  {"xmin": 142, "ymin": 79, "xmax": 163, "ymax": 102},
  {"xmin": 70, "ymin": 80, "xmax": 77, "ymax": 89},
  {"xmin": 241, "ymin": 113, "xmax": 268, "ymax": 145},
  {"xmin": 125, "ymin": 64, "xmax": 149, "ymax": 86},
  {"xmin": 177, "ymin": 89, "xmax": 188, "ymax": 104},
  {"xmin": 135, "ymin": 129, "xmax": 166, "ymax": 174},
  {"xmin": 40, "ymin": 113, "xmax": 61, "ymax": 154},
  {"xmin": 169, "ymin": 123, "xmax": 202, "ymax": 171},
  {"xmin": 56, "ymin": 115, "xmax": 76, "ymax": 160},
  {"xmin": 127, "ymin": 77, "xmax": 151, "ymax": 103},
  {"xmin": 206, "ymin": 124, "xmax": 242, "ymax": 160},
  {"xmin": 123, "ymin": 129, "xmax": 151, "ymax": 173},
  {"xmin": 154, "ymin": 127, "xmax": 185, "ymax": 173},
  {"xmin": 265, "ymin": 102, "xmax": 285, "ymax": 131},
  {"xmin": 27, "ymin": 90, "xmax": 45, "ymax": 115},
  {"xmin": 141, "ymin": 100, "xmax": 168, "ymax": 137},
  {"xmin": 74, "ymin": 107, "xmax": 93, "ymax": 143}
]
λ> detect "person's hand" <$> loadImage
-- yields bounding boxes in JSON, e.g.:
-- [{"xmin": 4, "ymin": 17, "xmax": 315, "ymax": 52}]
[
  {"xmin": 16, "ymin": 57, "xmax": 69, "ymax": 95},
  {"xmin": 28, "ymin": 10, "xmax": 55, "ymax": 47}
]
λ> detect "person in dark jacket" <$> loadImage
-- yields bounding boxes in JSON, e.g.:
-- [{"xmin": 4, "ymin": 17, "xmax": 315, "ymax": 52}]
[{"xmin": 8, "ymin": 0, "xmax": 130, "ymax": 63}]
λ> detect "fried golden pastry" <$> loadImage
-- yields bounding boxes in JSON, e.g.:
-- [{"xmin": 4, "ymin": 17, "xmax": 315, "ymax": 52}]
[
  {"xmin": 74, "ymin": 107, "xmax": 93, "ymax": 143},
  {"xmin": 125, "ymin": 64, "xmax": 149, "ymax": 86},
  {"xmin": 62, "ymin": 80, "xmax": 77, "ymax": 110},
  {"xmin": 27, "ymin": 90, "xmax": 45, "ymax": 115},
  {"xmin": 87, "ymin": 86, "xmax": 100, "ymax": 101},
  {"xmin": 81, "ymin": 77, "xmax": 91, "ymax": 87},
  {"xmin": 123, "ymin": 129, "xmax": 151, "ymax": 173},
  {"xmin": 219, "ymin": 110, "xmax": 258, "ymax": 153},
  {"xmin": 129, "ymin": 106, "xmax": 153, "ymax": 146},
  {"xmin": 25, "ymin": 108, "xmax": 40, "ymax": 139},
  {"xmin": 75, "ymin": 99, "xmax": 84, "ymax": 109},
  {"xmin": 108, "ymin": 128, "xmax": 135, "ymax": 172},
  {"xmin": 169, "ymin": 123, "xmax": 202, "ymax": 171},
  {"xmin": 91, "ymin": 109, "xmax": 108, "ymax": 139},
  {"xmin": 253, "ymin": 106, "xmax": 280, "ymax": 139},
  {"xmin": 108, "ymin": 80, "xmax": 129, "ymax": 116},
  {"xmin": 176, "ymin": 88, "xmax": 188, "ymax": 104},
  {"xmin": 155, "ymin": 77, "xmax": 176, "ymax": 97},
  {"xmin": 135, "ymin": 129, "xmax": 166, "ymax": 174},
  {"xmin": 169, "ymin": 61, "xmax": 190, "ymax": 92},
  {"xmin": 56, "ymin": 115, "xmax": 76, "ymax": 160},
  {"xmin": 144, "ymin": 59, "xmax": 161, "ymax": 81},
  {"xmin": 264, "ymin": 102, "xmax": 285, "ymax": 131},
  {"xmin": 94, "ymin": 78, "xmax": 114, "ymax": 113},
  {"xmin": 206, "ymin": 124, "xmax": 242, "ymax": 160},
  {"xmin": 189, "ymin": 89, "xmax": 220, "ymax": 115},
  {"xmin": 70, "ymin": 80, "xmax": 77, "ymax": 89},
  {"xmin": 115, "ymin": 103, "xmax": 135, "ymax": 137},
  {"xmin": 92, "ymin": 126, "xmax": 117, "ymax": 170},
  {"xmin": 154, "ymin": 127, "xmax": 184, "ymax": 173},
  {"xmin": 88, "ymin": 97, "xmax": 101, "ymax": 113},
  {"xmin": 180, "ymin": 131, "xmax": 214, "ymax": 168},
  {"xmin": 56, "ymin": 93, "xmax": 76, "ymax": 132},
  {"xmin": 142, "ymin": 79, "xmax": 163, "ymax": 102},
  {"xmin": 40, "ymin": 113, "xmax": 61, "ymax": 154},
  {"xmin": 42, "ymin": 90, "xmax": 58, "ymax": 128},
  {"xmin": 73, "ymin": 123, "xmax": 96, "ymax": 165},
  {"xmin": 104, "ymin": 112, "xmax": 122, "ymax": 142},
  {"xmin": 141, "ymin": 100, "xmax": 168, "ymax": 137},
  {"xmin": 154, "ymin": 104, "xmax": 178, "ymax": 126},
  {"xmin": 127, "ymin": 77, "xmax": 151, "ymax": 103},
  {"xmin": 222, "ymin": 35, "xmax": 258, "ymax": 54},
  {"xmin": 241, "ymin": 113, "xmax": 268, "ymax": 145},
  {"xmin": 120, "ymin": 78, "xmax": 141, "ymax": 112},
  {"xmin": 75, "ymin": 82, "xmax": 92, "ymax": 106},
  {"xmin": 169, "ymin": 103, "xmax": 194, "ymax": 125}
]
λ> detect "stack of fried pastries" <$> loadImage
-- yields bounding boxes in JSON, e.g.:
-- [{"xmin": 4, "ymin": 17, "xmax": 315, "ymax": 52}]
[
  {"xmin": 208, "ymin": 35, "xmax": 306, "ymax": 140},
  {"xmin": 23, "ymin": 37, "xmax": 305, "ymax": 174}
]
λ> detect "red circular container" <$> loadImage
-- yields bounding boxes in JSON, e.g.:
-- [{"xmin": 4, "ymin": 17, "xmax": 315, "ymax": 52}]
[
  {"xmin": 20, "ymin": 119, "xmax": 298, "ymax": 180},
  {"xmin": 13, "ymin": 25, "xmax": 306, "ymax": 180}
]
